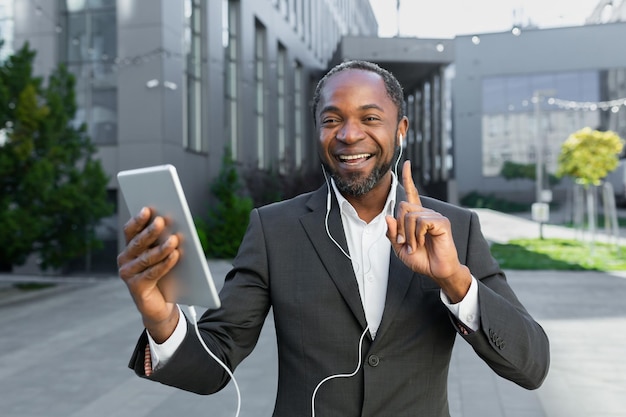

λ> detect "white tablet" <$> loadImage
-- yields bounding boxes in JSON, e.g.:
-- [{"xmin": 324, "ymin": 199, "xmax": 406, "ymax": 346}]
[{"xmin": 117, "ymin": 164, "xmax": 221, "ymax": 309}]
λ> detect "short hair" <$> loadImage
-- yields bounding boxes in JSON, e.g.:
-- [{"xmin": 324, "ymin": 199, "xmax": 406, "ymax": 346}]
[{"xmin": 311, "ymin": 60, "xmax": 405, "ymax": 124}]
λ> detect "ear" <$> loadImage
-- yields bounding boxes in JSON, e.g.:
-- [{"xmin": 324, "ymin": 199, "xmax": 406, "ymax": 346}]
[{"xmin": 397, "ymin": 116, "xmax": 409, "ymax": 146}]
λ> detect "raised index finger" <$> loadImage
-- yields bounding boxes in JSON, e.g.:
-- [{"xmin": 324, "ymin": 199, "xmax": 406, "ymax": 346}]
[{"xmin": 402, "ymin": 160, "xmax": 422, "ymax": 207}]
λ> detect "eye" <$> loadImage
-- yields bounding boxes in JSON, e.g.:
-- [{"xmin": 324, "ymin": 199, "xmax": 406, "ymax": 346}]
[
  {"xmin": 321, "ymin": 117, "xmax": 340, "ymax": 125},
  {"xmin": 364, "ymin": 115, "xmax": 381, "ymax": 122}
]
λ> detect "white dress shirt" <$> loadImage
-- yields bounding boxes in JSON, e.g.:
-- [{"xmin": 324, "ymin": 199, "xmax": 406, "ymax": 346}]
[
  {"xmin": 330, "ymin": 177, "xmax": 393, "ymax": 339},
  {"xmin": 148, "ymin": 174, "xmax": 480, "ymax": 368}
]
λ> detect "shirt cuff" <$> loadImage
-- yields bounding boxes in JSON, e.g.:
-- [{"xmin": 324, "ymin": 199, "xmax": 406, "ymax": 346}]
[
  {"xmin": 440, "ymin": 275, "xmax": 480, "ymax": 332},
  {"xmin": 146, "ymin": 305, "xmax": 187, "ymax": 371}
]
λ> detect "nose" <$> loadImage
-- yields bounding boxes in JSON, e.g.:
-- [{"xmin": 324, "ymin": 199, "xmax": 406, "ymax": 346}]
[{"xmin": 335, "ymin": 119, "xmax": 364, "ymax": 143}]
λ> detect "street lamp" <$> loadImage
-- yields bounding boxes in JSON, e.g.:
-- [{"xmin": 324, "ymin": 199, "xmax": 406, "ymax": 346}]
[
  {"xmin": 533, "ymin": 89, "xmax": 556, "ymax": 203},
  {"xmin": 532, "ymin": 89, "xmax": 556, "ymax": 238}
]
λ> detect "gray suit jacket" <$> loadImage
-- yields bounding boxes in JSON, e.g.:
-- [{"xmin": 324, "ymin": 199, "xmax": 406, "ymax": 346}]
[{"xmin": 130, "ymin": 184, "xmax": 550, "ymax": 417}]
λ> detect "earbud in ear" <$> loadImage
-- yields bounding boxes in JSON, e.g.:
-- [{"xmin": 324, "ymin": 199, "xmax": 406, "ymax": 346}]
[{"xmin": 398, "ymin": 134, "xmax": 403, "ymax": 145}]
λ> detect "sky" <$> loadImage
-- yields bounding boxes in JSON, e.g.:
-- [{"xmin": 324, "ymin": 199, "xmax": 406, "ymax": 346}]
[{"xmin": 369, "ymin": 0, "xmax": 604, "ymax": 38}]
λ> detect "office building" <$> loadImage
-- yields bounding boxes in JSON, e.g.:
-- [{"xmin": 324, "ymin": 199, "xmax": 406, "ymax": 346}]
[{"xmin": 0, "ymin": 0, "xmax": 377, "ymax": 271}]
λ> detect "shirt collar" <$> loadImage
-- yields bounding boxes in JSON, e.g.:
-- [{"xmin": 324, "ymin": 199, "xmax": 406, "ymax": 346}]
[{"xmin": 330, "ymin": 172, "xmax": 397, "ymax": 220}]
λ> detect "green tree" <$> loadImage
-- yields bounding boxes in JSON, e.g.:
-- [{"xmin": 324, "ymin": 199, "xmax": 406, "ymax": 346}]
[
  {"xmin": 556, "ymin": 127, "xmax": 624, "ymax": 250},
  {"xmin": 0, "ymin": 42, "xmax": 112, "ymax": 271},
  {"xmin": 196, "ymin": 148, "xmax": 253, "ymax": 258},
  {"xmin": 556, "ymin": 127, "xmax": 624, "ymax": 186}
]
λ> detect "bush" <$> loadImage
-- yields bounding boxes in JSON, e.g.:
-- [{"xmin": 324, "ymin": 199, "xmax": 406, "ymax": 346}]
[
  {"xmin": 500, "ymin": 161, "xmax": 560, "ymax": 186},
  {"xmin": 460, "ymin": 191, "xmax": 529, "ymax": 213},
  {"xmin": 196, "ymin": 149, "xmax": 253, "ymax": 259}
]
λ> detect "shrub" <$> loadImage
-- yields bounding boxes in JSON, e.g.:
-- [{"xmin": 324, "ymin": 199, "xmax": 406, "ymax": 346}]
[
  {"xmin": 460, "ymin": 191, "xmax": 529, "ymax": 213},
  {"xmin": 196, "ymin": 148, "xmax": 253, "ymax": 259}
]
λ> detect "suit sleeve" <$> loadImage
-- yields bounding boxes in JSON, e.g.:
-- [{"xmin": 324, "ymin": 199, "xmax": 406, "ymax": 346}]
[
  {"xmin": 128, "ymin": 208, "xmax": 272, "ymax": 395},
  {"xmin": 457, "ymin": 210, "xmax": 550, "ymax": 390}
]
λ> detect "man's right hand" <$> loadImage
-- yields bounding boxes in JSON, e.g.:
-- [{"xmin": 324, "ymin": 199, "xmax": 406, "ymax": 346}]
[{"xmin": 117, "ymin": 207, "xmax": 181, "ymax": 343}]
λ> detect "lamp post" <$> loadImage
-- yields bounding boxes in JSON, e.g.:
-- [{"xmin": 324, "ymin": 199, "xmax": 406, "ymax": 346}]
[
  {"xmin": 533, "ymin": 89, "xmax": 555, "ymax": 202},
  {"xmin": 532, "ymin": 89, "xmax": 556, "ymax": 238}
]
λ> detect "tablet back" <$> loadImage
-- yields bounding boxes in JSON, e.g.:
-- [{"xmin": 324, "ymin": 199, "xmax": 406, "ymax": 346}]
[{"xmin": 117, "ymin": 164, "xmax": 221, "ymax": 309}]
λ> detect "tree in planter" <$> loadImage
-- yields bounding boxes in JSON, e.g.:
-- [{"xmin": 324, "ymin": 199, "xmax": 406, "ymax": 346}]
[
  {"xmin": 196, "ymin": 148, "xmax": 253, "ymax": 259},
  {"xmin": 0, "ymin": 42, "xmax": 112, "ymax": 271},
  {"xmin": 556, "ymin": 127, "xmax": 624, "ymax": 248}
]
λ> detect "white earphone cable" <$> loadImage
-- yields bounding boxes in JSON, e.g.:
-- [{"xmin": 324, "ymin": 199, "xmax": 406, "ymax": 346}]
[
  {"xmin": 310, "ymin": 326, "xmax": 370, "ymax": 417},
  {"xmin": 394, "ymin": 134, "xmax": 404, "ymax": 178},
  {"xmin": 321, "ymin": 164, "xmax": 352, "ymax": 260},
  {"xmin": 187, "ymin": 305, "xmax": 241, "ymax": 417}
]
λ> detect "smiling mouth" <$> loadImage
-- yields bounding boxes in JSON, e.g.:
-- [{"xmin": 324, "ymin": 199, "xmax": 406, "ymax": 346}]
[{"xmin": 338, "ymin": 153, "xmax": 372, "ymax": 163}]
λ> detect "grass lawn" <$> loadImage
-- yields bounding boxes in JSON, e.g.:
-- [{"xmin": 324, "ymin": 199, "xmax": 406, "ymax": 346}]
[{"xmin": 490, "ymin": 238, "xmax": 626, "ymax": 271}]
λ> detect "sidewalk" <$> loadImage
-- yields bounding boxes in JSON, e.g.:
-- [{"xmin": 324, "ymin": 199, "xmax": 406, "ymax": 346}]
[{"xmin": 472, "ymin": 207, "xmax": 626, "ymax": 245}]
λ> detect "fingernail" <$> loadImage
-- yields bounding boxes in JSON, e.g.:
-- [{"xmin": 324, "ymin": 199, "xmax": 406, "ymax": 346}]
[
  {"xmin": 396, "ymin": 235, "xmax": 405, "ymax": 244},
  {"xmin": 407, "ymin": 245, "xmax": 413, "ymax": 254}
]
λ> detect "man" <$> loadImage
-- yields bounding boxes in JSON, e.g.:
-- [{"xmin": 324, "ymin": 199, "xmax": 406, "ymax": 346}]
[{"xmin": 118, "ymin": 60, "xmax": 549, "ymax": 416}]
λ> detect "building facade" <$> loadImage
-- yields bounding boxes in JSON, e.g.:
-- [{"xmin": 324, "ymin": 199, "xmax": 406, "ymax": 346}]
[
  {"xmin": 452, "ymin": 22, "xmax": 626, "ymax": 203},
  {"xmin": 1, "ymin": 0, "xmax": 377, "ymax": 272},
  {"xmin": 4, "ymin": 0, "xmax": 626, "ymax": 273}
]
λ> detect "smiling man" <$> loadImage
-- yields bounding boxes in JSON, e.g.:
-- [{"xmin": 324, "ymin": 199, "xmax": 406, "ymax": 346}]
[{"xmin": 118, "ymin": 60, "xmax": 549, "ymax": 417}]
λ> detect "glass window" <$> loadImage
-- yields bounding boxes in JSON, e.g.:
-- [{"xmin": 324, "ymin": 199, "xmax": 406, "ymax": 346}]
[
  {"xmin": 277, "ymin": 44, "xmax": 287, "ymax": 172},
  {"xmin": 481, "ymin": 71, "xmax": 607, "ymax": 177},
  {"xmin": 91, "ymin": 88, "xmax": 117, "ymax": 143},
  {"xmin": 184, "ymin": 0, "xmax": 203, "ymax": 152},
  {"xmin": 64, "ymin": 0, "xmax": 116, "ymax": 12},
  {"xmin": 294, "ymin": 61, "xmax": 303, "ymax": 169},
  {"xmin": 224, "ymin": 0, "xmax": 239, "ymax": 159},
  {"xmin": 62, "ymin": 1, "xmax": 117, "ymax": 144},
  {"xmin": 255, "ymin": 21, "xmax": 266, "ymax": 169},
  {"xmin": 482, "ymin": 77, "xmax": 506, "ymax": 114}
]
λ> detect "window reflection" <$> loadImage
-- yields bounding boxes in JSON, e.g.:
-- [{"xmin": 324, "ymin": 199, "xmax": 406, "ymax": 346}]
[
  {"xmin": 481, "ymin": 70, "xmax": 626, "ymax": 177},
  {"xmin": 62, "ymin": 0, "xmax": 117, "ymax": 144}
]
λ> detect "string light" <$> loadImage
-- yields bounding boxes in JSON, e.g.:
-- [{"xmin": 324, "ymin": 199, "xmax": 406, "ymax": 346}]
[
  {"xmin": 546, "ymin": 96, "xmax": 626, "ymax": 112},
  {"xmin": 508, "ymin": 94, "xmax": 626, "ymax": 114}
]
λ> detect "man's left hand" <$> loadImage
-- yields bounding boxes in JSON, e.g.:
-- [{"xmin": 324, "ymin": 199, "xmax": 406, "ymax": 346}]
[{"xmin": 386, "ymin": 160, "xmax": 472, "ymax": 303}]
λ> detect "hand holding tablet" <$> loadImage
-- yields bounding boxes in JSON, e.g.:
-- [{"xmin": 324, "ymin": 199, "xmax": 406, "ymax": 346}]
[{"xmin": 117, "ymin": 164, "xmax": 221, "ymax": 309}]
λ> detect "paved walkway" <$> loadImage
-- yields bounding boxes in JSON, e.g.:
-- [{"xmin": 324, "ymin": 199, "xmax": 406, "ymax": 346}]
[
  {"xmin": 473, "ymin": 207, "xmax": 626, "ymax": 245},
  {"xmin": 0, "ymin": 210, "xmax": 625, "ymax": 416}
]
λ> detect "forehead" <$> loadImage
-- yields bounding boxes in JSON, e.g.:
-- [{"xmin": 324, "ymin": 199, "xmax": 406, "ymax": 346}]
[{"xmin": 319, "ymin": 69, "xmax": 393, "ymax": 111}]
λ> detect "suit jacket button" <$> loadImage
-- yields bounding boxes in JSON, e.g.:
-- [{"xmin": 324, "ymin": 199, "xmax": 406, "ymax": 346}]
[{"xmin": 368, "ymin": 355, "xmax": 380, "ymax": 367}]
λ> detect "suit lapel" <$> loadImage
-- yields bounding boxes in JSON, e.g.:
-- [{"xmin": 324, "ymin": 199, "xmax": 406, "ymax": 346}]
[{"xmin": 299, "ymin": 186, "xmax": 367, "ymax": 330}]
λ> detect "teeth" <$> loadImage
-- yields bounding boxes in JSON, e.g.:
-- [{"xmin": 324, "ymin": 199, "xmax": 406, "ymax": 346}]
[{"xmin": 339, "ymin": 154, "xmax": 370, "ymax": 161}]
